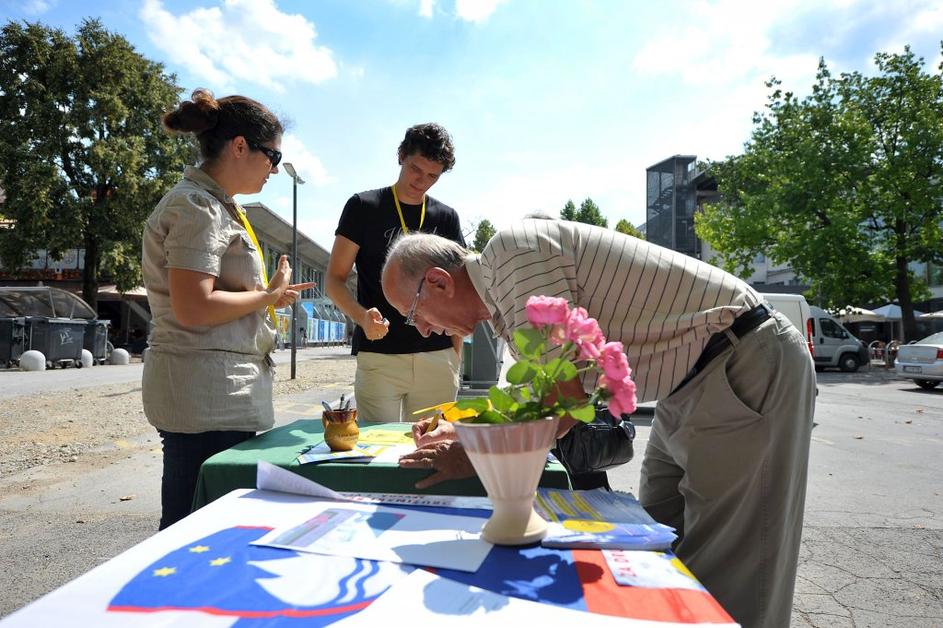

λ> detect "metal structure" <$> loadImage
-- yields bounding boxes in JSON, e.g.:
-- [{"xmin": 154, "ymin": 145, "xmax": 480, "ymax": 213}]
[{"xmin": 282, "ymin": 162, "xmax": 306, "ymax": 379}]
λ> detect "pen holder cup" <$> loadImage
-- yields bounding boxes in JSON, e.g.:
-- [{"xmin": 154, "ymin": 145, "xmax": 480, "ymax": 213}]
[{"xmin": 322, "ymin": 409, "xmax": 359, "ymax": 452}]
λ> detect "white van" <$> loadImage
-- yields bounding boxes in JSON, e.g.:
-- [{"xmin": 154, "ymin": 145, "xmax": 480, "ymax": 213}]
[
  {"xmin": 809, "ymin": 305, "xmax": 869, "ymax": 372},
  {"xmin": 760, "ymin": 293, "xmax": 815, "ymax": 357}
]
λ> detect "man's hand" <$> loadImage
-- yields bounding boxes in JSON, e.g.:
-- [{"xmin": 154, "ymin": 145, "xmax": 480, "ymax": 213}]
[
  {"xmin": 362, "ymin": 307, "xmax": 390, "ymax": 341},
  {"xmin": 399, "ymin": 441, "xmax": 475, "ymax": 489},
  {"xmin": 412, "ymin": 416, "xmax": 457, "ymax": 447}
]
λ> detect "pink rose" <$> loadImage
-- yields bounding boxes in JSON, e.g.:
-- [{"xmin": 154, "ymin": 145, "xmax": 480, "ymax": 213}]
[
  {"xmin": 599, "ymin": 341, "xmax": 631, "ymax": 381},
  {"xmin": 525, "ymin": 296, "xmax": 570, "ymax": 327},
  {"xmin": 606, "ymin": 375, "xmax": 638, "ymax": 417},
  {"xmin": 566, "ymin": 307, "xmax": 605, "ymax": 359},
  {"xmin": 548, "ymin": 324, "xmax": 567, "ymax": 346}
]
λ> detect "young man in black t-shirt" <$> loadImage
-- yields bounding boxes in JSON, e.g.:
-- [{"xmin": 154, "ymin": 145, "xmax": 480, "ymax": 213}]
[{"xmin": 325, "ymin": 123, "xmax": 465, "ymax": 422}]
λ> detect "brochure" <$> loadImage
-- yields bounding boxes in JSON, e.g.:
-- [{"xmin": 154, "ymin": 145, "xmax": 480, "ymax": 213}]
[
  {"xmin": 603, "ymin": 550, "xmax": 705, "ymax": 591},
  {"xmin": 297, "ymin": 442, "xmax": 413, "ymax": 465},
  {"xmin": 535, "ymin": 488, "xmax": 677, "ymax": 550}
]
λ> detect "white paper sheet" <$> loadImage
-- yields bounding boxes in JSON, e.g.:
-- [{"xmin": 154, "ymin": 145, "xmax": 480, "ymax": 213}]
[
  {"xmin": 251, "ymin": 500, "xmax": 492, "ymax": 572},
  {"xmin": 256, "ymin": 459, "xmax": 344, "ymax": 500},
  {"xmin": 332, "ymin": 568, "xmax": 740, "ymax": 628}
]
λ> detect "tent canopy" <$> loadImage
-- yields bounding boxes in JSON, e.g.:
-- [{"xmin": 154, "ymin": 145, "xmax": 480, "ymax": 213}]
[
  {"xmin": 871, "ymin": 303, "xmax": 925, "ymax": 321},
  {"xmin": 919, "ymin": 310, "xmax": 943, "ymax": 320}
]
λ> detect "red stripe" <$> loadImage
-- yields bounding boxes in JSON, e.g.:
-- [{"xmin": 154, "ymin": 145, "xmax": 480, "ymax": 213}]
[
  {"xmin": 107, "ymin": 599, "xmax": 372, "ymax": 618},
  {"xmin": 573, "ymin": 550, "xmax": 734, "ymax": 624}
]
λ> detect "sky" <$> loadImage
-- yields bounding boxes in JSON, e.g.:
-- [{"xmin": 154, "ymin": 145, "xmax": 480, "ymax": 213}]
[{"xmin": 3, "ymin": 0, "xmax": 943, "ymax": 251}]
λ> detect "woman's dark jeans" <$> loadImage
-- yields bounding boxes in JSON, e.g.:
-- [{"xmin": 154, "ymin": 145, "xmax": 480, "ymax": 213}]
[{"xmin": 157, "ymin": 429, "xmax": 255, "ymax": 530}]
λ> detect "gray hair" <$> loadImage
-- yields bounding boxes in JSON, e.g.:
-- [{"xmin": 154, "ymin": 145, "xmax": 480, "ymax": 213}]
[{"xmin": 384, "ymin": 232, "xmax": 470, "ymax": 281}]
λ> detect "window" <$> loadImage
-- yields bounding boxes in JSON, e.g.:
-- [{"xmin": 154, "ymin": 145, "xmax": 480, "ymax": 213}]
[{"xmin": 820, "ymin": 318, "xmax": 846, "ymax": 339}]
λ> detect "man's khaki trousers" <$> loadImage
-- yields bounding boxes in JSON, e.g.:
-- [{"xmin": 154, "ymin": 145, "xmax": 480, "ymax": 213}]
[
  {"xmin": 640, "ymin": 312, "xmax": 816, "ymax": 628},
  {"xmin": 354, "ymin": 348, "xmax": 460, "ymax": 422}
]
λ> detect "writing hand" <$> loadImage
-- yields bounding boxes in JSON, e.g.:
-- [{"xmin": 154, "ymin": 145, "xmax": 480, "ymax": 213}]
[
  {"xmin": 412, "ymin": 417, "xmax": 457, "ymax": 448},
  {"xmin": 398, "ymin": 441, "xmax": 476, "ymax": 489}
]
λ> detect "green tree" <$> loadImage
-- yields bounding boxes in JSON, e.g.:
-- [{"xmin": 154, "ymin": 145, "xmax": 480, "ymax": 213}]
[
  {"xmin": 472, "ymin": 218, "xmax": 496, "ymax": 252},
  {"xmin": 614, "ymin": 218, "xmax": 644, "ymax": 239},
  {"xmin": 0, "ymin": 19, "xmax": 193, "ymax": 309},
  {"xmin": 560, "ymin": 197, "xmax": 607, "ymax": 227},
  {"xmin": 560, "ymin": 199, "xmax": 577, "ymax": 221},
  {"xmin": 696, "ymin": 47, "xmax": 943, "ymax": 341}
]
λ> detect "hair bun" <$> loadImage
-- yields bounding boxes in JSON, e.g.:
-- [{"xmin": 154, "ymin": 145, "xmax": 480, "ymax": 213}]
[{"xmin": 162, "ymin": 88, "xmax": 220, "ymax": 134}]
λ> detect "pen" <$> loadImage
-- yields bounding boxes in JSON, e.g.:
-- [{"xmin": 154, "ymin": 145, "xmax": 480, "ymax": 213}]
[{"xmin": 422, "ymin": 409, "xmax": 443, "ymax": 435}]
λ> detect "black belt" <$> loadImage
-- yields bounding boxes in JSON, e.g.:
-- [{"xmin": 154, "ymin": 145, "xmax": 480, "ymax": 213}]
[{"xmin": 673, "ymin": 303, "xmax": 772, "ymax": 393}]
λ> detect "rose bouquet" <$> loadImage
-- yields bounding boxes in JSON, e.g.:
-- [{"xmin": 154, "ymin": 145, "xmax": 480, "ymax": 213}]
[{"xmin": 454, "ymin": 296, "xmax": 637, "ymax": 423}]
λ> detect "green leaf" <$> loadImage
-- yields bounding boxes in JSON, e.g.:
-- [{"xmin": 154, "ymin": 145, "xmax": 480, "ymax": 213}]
[
  {"xmin": 488, "ymin": 386, "xmax": 516, "ymax": 412},
  {"xmin": 512, "ymin": 328, "xmax": 544, "ymax": 358},
  {"xmin": 454, "ymin": 398, "xmax": 491, "ymax": 413},
  {"xmin": 569, "ymin": 404, "xmax": 596, "ymax": 423},
  {"xmin": 470, "ymin": 410, "xmax": 510, "ymax": 424},
  {"xmin": 506, "ymin": 360, "xmax": 537, "ymax": 385},
  {"xmin": 546, "ymin": 357, "xmax": 578, "ymax": 381}
]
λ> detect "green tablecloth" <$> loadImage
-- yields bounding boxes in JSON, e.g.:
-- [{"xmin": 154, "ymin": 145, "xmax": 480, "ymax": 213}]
[{"xmin": 192, "ymin": 419, "xmax": 571, "ymax": 509}]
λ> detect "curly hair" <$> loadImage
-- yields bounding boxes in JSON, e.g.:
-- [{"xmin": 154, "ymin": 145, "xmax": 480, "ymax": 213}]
[
  {"xmin": 397, "ymin": 123, "xmax": 456, "ymax": 172},
  {"xmin": 162, "ymin": 88, "xmax": 283, "ymax": 163}
]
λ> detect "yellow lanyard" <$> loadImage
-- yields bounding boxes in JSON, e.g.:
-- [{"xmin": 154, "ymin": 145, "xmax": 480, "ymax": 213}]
[
  {"xmin": 234, "ymin": 204, "xmax": 277, "ymax": 326},
  {"xmin": 391, "ymin": 184, "xmax": 425, "ymax": 234}
]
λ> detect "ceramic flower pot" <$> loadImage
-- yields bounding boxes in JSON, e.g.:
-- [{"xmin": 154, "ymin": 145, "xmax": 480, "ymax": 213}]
[
  {"xmin": 454, "ymin": 416, "xmax": 560, "ymax": 546},
  {"xmin": 322, "ymin": 409, "xmax": 359, "ymax": 451}
]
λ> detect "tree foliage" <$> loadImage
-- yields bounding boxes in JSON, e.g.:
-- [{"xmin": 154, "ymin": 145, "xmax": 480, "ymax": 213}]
[
  {"xmin": 0, "ymin": 19, "xmax": 193, "ymax": 308},
  {"xmin": 614, "ymin": 218, "xmax": 644, "ymax": 239},
  {"xmin": 560, "ymin": 197, "xmax": 608, "ymax": 227},
  {"xmin": 471, "ymin": 218, "xmax": 496, "ymax": 252},
  {"xmin": 697, "ymin": 46, "xmax": 943, "ymax": 340}
]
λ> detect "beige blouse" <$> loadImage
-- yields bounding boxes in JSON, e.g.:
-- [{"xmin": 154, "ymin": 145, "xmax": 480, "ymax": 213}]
[{"xmin": 141, "ymin": 166, "xmax": 276, "ymax": 433}]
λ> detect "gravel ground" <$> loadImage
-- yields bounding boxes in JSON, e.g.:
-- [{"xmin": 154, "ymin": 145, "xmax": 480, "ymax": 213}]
[{"xmin": 0, "ymin": 355, "xmax": 357, "ymax": 477}]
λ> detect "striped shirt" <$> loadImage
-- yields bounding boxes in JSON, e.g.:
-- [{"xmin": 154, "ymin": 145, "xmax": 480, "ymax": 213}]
[{"xmin": 465, "ymin": 219, "xmax": 761, "ymax": 402}]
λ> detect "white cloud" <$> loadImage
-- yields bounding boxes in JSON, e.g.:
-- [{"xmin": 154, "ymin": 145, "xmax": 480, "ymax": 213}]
[
  {"xmin": 419, "ymin": 0, "xmax": 436, "ymax": 18},
  {"xmin": 279, "ymin": 134, "xmax": 333, "ymax": 187},
  {"xmin": 454, "ymin": 0, "xmax": 507, "ymax": 23},
  {"xmin": 632, "ymin": 0, "xmax": 818, "ymax": 87},
  {"xmin": 23, "ymin": 0, "xmax": 55, "ymax": 14},
  {"xmin": 139, "ymin": 0, "xmax": 337, "ymax": 92}
]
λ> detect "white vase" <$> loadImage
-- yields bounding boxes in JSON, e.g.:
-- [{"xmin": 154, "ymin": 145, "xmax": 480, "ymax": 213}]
[{"xmin": 454, "ymin": 416, "xmax": 560, "ymax": 546}]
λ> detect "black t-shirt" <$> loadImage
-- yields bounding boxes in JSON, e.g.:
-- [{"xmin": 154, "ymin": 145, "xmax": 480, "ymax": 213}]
[{"xmin": 335, "ymin": 186, "xmax": 465, "ymax": 355}]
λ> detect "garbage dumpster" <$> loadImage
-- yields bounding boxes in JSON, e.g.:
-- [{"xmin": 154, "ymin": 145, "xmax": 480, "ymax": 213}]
[
  {"xmin": 0, "ymin": 317, "xmax": 27, "ymax": 367},
  {"xmin": 26, "ymin": 317, "xmax": 86, "ymax": 367},
  {"xmin": 84, "ymin": 319, "xmax": 111, "ymax": 364}
]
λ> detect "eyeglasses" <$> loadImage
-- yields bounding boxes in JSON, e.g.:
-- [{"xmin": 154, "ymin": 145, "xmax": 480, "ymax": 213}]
[
  {"xmin": 403, "ymin": 276, "xmax": 426, "ymax": 327},
  {"xmin": 250, "ymin": 143, "xmax": 282, "ymax": 168}
]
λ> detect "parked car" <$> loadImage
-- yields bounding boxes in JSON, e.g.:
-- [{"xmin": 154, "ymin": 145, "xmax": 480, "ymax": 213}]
[
  {"xmin": 809, "ymin": 306, "xmax": 869, "ymax": 372},
  {"xmin": 895, "ymin": 331, "xmax": 943, "ymax": 390}
]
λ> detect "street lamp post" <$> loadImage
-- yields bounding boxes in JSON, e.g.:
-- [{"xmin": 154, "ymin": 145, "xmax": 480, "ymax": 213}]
[{"xmin": 283, "ymin": 162, "xmax": 305, "ymax": 380}]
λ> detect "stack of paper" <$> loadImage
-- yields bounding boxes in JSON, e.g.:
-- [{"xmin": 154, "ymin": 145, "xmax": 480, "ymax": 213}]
[{"xmin": 535, "ymin": 488, "xmax": 677, "ymax": 550}]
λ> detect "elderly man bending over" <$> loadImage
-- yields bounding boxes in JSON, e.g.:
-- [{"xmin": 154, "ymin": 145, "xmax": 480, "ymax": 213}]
[{"xmin": 381, "ymin": 218, "xmax": 815, "ymax": 628}]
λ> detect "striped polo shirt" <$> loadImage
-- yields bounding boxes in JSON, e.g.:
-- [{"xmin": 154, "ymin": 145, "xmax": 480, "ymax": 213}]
[{"xmin": 465, "ymin": 219, "xmax": 761, "ymax": 402}]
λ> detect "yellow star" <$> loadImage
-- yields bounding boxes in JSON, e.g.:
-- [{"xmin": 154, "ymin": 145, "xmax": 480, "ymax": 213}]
[
  {"xmin": 189, "ymin": 545, "xmax": 210, "ymax": 553},
  {"xmin": 153, "ymin": 566, "xmax": 176, "ymax": 577},
  {"xmin": 209, "ymin": 557, "xmax": 231, "ymax": 567}
]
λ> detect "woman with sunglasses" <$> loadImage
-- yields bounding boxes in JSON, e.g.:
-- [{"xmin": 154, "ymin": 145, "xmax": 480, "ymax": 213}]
[{"xmin": 142, "ymin": 88, "xmax": 313, "ymax": 529}]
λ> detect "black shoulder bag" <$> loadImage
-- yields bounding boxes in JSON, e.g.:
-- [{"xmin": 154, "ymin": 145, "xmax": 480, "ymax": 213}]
[{"xmin": 552, "ymin": 405, "xmax": 636, "ymax": 476}]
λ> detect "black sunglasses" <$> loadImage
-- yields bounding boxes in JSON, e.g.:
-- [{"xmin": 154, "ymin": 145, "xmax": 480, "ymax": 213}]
[{"xmin": 249, "ymin": 143, "xmax": 282, "ymax": 168}]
